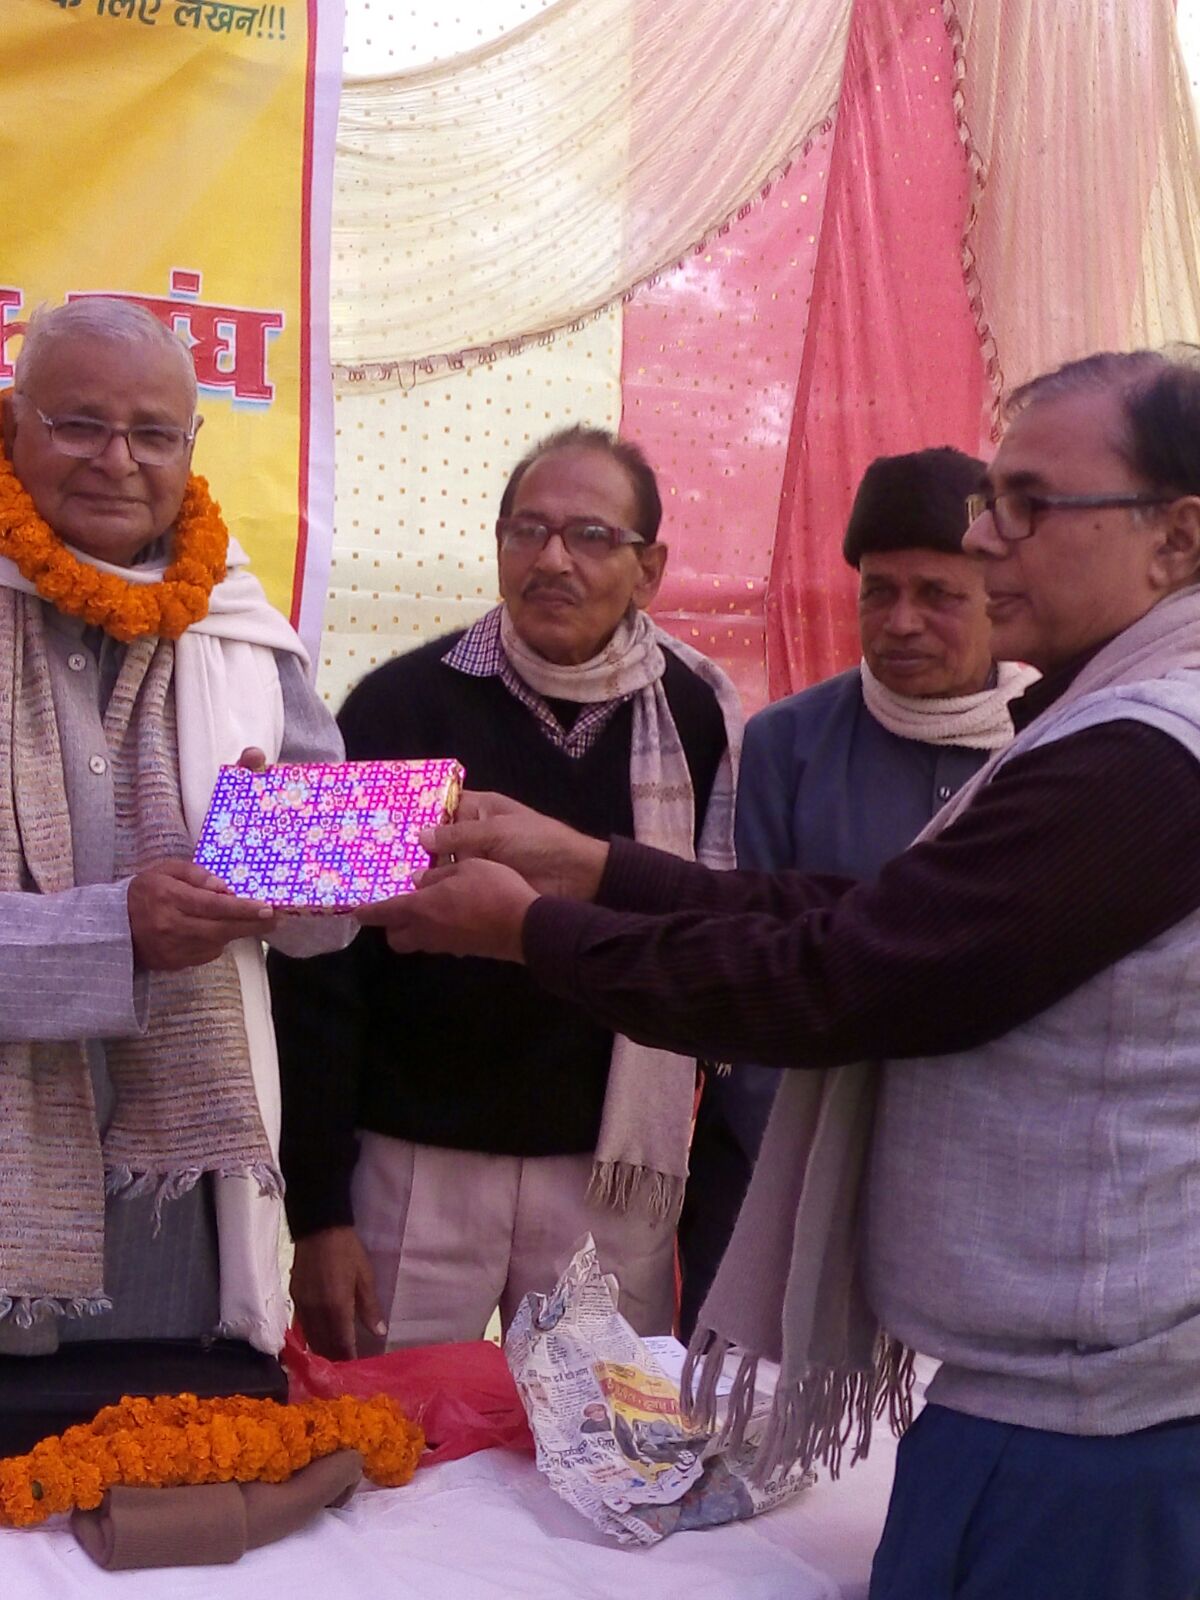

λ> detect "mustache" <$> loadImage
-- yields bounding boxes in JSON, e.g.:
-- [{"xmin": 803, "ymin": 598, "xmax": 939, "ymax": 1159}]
[{"xmin": 522, "ymin": 577, "xmax": 583, "ymax": 603}]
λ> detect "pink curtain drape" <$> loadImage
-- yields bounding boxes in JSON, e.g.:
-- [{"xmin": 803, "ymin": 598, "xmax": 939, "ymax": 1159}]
[
  {"xmin": 765, "ymin": 0, "xmax": 987, "ymax": 697},
  {"xmin": 621, "ymin": 0, "xmax": 989, "ymax": 710},
  {"xmin": 621, "ymin": 135, "xmax": 834, "ymax": 713},
  {"xmin": 618, "ymin": 0, "xmax": 1200, "ymax": 710}
]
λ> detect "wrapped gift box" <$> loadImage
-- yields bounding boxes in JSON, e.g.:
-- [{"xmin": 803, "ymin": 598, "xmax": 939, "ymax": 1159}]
[{"xmin": 193, "ymin": 759, "xmax": 464, "ymax": 911}]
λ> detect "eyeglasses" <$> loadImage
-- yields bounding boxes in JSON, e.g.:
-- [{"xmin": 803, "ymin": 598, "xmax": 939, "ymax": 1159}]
[
  {"xmin": 965, "ymin": 488, "xmax": 1175, "ymax": 543},
  {"xmin": 32, "ymin": 406, "xmax": 199, "ymax": 467},
  {"xmin": 496, "ymin": 515, "xmax": 646, "ymax": 558}
]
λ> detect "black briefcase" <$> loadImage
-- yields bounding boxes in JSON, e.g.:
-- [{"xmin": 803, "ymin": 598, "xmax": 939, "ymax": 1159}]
[{"xmin": 0, "ymin": 1338, "xmax": 288, "ymax": 1458}]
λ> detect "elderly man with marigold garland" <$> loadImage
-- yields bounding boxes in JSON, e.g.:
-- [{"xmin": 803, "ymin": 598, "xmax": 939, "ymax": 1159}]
[{"xmin": 0, "ymin": 298, "xmax": 347, "ymax": 1397}]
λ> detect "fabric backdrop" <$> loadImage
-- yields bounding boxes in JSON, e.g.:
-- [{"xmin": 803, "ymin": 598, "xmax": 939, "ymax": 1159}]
[
  {"xmin": 321, "ymin": 0, "xmax": 1200, "ymax": 716},
  {"xmin": 331, "ymin": 0, "xmax": 851, "ymax": 386}
]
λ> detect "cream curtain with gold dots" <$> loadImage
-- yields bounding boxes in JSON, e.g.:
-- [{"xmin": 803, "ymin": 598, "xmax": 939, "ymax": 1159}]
[
  {"xmin": 330, "ymin": 0, "xmax": 853, "ymax": 384},
  {"xmin": 322, "ymin": 311, "xmax": 623, "ymax": 709}
]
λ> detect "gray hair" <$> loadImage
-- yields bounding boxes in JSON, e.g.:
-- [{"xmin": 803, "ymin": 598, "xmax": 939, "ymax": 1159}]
[
  {"xmin": 499, "ymin": 425, "xmax": 663, "ymax": 540},
  {"xmin": 1004, "ymin": 350, "xmax": 1167, "ymax": 422},
  {"xmin": 15, "ymin": 297, "xmax": 198, "ymax": 411},
  {"xmin": 1007, "ymin": 347, "xmax": 1200, "ymax": 500}
]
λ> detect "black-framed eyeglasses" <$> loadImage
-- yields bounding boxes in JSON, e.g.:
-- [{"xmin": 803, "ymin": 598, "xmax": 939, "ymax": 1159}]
[
  {"xmin": 496, "ymin": 515, "xmax": 646, "ymax": 559},
  {"xmin": 965, "ymin": 488, "xmax": 1175, "ymax": 544},
  {"xmin": 32, "ymin": 406, "xmax": 199, "ymax": 467}
]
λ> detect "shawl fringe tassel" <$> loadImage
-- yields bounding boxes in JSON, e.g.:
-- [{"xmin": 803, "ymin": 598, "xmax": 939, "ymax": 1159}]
[
  {"xmin": 682, "ymin": 1328, "xmax": 916, "ymax": 1485},
  {"xmin": 105, "ymin": 1163, "xmax": 284, "ymax": 1234},
  {"xmin": 587, "ymin": 1159, "xmax": 684, "ymax": 1223},
  {"xmin": 0, "ymin": 1293, "xmax": 113, "ymax": 1328}
]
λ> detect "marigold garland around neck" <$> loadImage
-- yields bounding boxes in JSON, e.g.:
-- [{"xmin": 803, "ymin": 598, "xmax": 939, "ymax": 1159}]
[
  {"xmin": 0, "ymin": 440, "xmax": 228, "ymax": 643},
  {"xmin": 0, "ymin": 1392, "xmax": 425, "ymax": 1529}
]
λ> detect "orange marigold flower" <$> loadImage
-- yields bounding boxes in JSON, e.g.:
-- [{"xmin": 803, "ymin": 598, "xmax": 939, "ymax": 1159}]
[{"xmin": 0, "ymin": 1393, "xmax": 424, "ymax": 1529}]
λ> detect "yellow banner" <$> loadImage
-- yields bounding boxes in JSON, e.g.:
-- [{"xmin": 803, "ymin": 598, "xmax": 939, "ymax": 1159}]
[{"xmin": 1, "ymin": 0, "xmax": 342, "ymax": 642}]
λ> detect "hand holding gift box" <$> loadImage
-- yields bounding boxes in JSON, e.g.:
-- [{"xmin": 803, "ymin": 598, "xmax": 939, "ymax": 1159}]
[{"xmin": 194, "ymin": 759, "xmax": 464, "ymax": 912}]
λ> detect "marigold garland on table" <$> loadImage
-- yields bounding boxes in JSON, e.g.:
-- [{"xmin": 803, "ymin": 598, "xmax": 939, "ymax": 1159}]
[
  {"xmin": 0, "ymin": 1392, "xmax": 424, "ymax": 1529},
  {"xmin": 0, "ymin": 436, "xmax": 228, "ymax": 643}
]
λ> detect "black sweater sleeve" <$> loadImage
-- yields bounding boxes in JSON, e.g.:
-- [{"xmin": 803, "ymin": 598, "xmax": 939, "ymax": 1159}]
[{"xmin": 269, "ymin": 936, "xmax": 370, "ymax": 1237}]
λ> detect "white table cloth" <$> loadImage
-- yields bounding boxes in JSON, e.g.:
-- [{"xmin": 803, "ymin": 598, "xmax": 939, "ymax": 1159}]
[
  {"xmin": 1, "ymin": 1352, "xmax": 933, "ymax": 1597},
  {"xmin": 0, "ymin": 1427, "xmax": 899, "ymax": 1600}
]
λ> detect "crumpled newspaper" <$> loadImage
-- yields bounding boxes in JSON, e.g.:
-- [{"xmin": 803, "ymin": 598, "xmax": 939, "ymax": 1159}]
[{"xmin": 504, "ymin": 1235, "xmax": 812, "ymax": 1545}]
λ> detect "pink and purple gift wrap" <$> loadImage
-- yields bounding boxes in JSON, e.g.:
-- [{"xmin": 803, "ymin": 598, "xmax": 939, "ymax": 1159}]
[{"xmin": 193, "ymin": 759, "xmax": 464, "ymax": 911}]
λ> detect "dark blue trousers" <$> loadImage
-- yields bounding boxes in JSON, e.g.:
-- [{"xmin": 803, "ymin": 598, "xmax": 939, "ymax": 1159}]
[{"xmin": 869, "ymin": 1403, "xmax": 1200, "ymax": 1600}]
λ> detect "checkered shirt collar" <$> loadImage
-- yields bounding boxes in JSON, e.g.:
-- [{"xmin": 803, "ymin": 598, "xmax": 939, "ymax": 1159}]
[{"xmin": 443, "ymin": 607, "xmax": 626, "ymax": 758}]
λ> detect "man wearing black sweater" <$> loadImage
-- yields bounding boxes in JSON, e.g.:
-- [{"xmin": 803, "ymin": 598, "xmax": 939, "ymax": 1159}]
[{"xmin": 269, "ymin": 427, "xmax": 739, "ymax": 1359}]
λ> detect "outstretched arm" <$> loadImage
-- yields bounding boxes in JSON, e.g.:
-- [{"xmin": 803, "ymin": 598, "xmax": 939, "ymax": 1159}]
[{"xmin": 517, "ymin": 724, "xmax": 1200, "ymax": 1068}]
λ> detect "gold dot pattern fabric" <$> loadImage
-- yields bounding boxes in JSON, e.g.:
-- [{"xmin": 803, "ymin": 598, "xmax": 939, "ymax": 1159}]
[
  {"xmin": 321, "ymin": 310, "xmax": 622, "ymax": 708},
  {"xmin": 342, "ymin": 1, "xmax": 558, "ymax": 76},
  {"xmin": 620, "ymin": 136, "xmax": 833, "ymax": 713}
]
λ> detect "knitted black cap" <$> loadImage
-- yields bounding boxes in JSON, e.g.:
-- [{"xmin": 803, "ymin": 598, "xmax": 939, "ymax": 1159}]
[{"xmin": 842, "ymin": 446, "xmax": 986, "ymax": 568}]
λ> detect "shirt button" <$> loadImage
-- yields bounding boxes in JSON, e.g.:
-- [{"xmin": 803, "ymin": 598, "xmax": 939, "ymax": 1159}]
[
  {"xmin": 67, "ymin": 652, "xmax": 88, "ymax": 673},
  {"xmin": 89, "ymin": 754, "xmax": 108, "ymax": 777},
  {"xmin": 936, "ymin": 784, "xmax": 952, "ymax": 802}
]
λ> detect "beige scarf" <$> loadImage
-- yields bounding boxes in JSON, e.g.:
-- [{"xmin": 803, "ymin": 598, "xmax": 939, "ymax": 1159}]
[
  {"xmin": 684, "ymin": 585, "xmax": 1200, "ymax": 1482},
  {"xmin": 860, "ymin": 659, "xmax": 1040, "ymax": 750},
  {"xmin": 0, "ymin": 589, "xmax": 280, "ymax": 1330},
  {"xmin": 500, "ymin": 606, "xmax": 743, "ymax": 1219}
]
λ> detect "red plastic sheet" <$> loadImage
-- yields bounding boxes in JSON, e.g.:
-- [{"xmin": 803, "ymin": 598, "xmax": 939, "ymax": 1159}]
[{"xmin": 282, "ymin": 1331, "xmax": 534, "ymax": 1468}]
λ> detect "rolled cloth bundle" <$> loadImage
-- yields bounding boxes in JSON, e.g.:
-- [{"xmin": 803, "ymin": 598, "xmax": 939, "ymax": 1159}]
[{"xmin": 70, "ymin": 1449, "xmax": 363, "ymax": 1570}]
